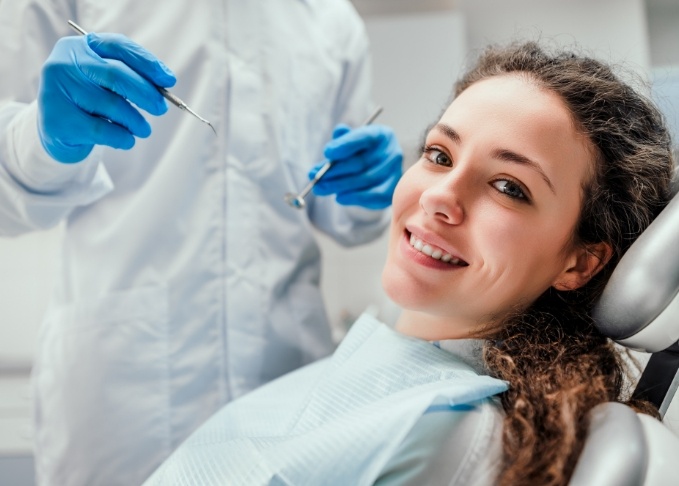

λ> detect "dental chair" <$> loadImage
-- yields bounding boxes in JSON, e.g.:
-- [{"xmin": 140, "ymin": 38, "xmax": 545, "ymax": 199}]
[{"xmin": 571, "ymin": 189, "xmax": 679, "ymax": 485}]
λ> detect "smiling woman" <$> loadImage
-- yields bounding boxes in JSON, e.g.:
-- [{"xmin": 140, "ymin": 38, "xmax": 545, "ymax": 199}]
[
  {"xmin": 384, "ymin": 74, "xmax": 605, "ymax": 340},
  {"xmin": 143, "ymin": 42, "xmax": 675, "ymax": 486},
  {"xmin": 402, "ymin": 42, "xmax": 673, "ymax": 485}
]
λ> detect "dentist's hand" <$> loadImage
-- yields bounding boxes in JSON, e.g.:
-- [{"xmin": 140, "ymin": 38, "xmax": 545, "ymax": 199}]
[
  {"xmin": 309, "ymin": 124, "xmax": 403, "ymax": 210},
  {"xmin": 37, "ymin": 33, "xmax": 176, "ymax": 163}
]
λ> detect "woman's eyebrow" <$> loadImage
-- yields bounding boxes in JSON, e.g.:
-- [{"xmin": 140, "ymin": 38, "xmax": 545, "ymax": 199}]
[
  {"xmin": 434, "ymin": 123, "xmax": 555, "ymax": 195},
  {"xmin": 493, "ymin": 149, "xmax": 556, "ymax": 194},
  {"xmin": 434, "ymin": 123, "xmax": 461, "ymax": 144}
]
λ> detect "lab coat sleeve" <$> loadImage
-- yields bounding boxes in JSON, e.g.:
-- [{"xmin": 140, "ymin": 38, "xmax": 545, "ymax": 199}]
[
  {"xmin": 307, "ymin": 4, "xmax": 392, "ymax": 248},
  {"xmin": 0, "ymin": 0, "xmax": 113, "ymax": 237}
]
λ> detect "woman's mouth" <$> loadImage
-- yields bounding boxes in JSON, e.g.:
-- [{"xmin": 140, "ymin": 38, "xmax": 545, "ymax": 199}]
[{"xmin": 406, "ymin": 231, "xmax": 468, "ymax": 266}]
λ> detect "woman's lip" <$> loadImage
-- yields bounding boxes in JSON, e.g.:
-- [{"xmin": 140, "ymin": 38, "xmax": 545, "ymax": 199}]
[
  {"xmin": 405, "ymin": 225, "xmax": 468, "ymax": 265},
  {"xmin": 400, "ymin": 231, "xmax": 466, "ymax": 270}
]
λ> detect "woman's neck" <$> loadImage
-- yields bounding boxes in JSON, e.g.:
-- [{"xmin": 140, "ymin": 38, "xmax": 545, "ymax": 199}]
[{"xmin": 395, "ymin": 310, "xmax": 481, "ymax": 341}]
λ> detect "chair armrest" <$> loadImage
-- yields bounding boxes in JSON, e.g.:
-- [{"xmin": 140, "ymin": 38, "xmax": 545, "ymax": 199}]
[
  {"xmin": 569, "ymin": 403, "xmax": 647, "ymax": 486},
  {"xmin": 637, "ymin": 413, "xmax": 679, "ymax": 486}
]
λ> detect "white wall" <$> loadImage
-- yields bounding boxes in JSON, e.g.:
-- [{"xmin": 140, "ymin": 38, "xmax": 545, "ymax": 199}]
[
  {"xmin": 647, "ymin": 0, "xmax": 679, "ymax": 67},
  {"xmin": 647, "ymin": 0, "xmax": 679, "ymax": 150},
  {"xmin": 459, "ymin": 0, "xmax": 651, "ymax": 71}
]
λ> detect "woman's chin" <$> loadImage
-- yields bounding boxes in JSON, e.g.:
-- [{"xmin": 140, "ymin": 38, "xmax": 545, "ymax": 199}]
[{"xmin": 382, "ymin": 267, "xmax": 429, "ymax": 312}]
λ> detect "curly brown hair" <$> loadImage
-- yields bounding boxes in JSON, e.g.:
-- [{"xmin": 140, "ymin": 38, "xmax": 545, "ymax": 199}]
[{"xmin": 454, "ymin": 42, "xmax": 675, "ymax": 485}]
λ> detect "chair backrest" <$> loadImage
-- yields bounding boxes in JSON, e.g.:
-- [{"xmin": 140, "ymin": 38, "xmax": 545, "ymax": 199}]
[
  {"xmin": 592, "ymin": 189, "xmax": 679, "ymax": 416},
  {"xmin": 581, "ymin": 188, "xmax": 679, "ymax": 485}
]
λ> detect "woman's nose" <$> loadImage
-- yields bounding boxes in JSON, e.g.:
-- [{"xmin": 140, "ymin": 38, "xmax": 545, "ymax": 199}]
[{"xmin": 419, "ymin": 174, "xmax": 466, "ymax": 225}]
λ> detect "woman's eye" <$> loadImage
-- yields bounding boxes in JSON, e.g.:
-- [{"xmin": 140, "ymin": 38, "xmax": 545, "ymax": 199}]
[
  {"xmin": 423, "ymin": 148, "xmax": 452, "ymax": 167},
  {"xmin": 492, "ymin": 179, "xmax": 528, "ymax": 202}
]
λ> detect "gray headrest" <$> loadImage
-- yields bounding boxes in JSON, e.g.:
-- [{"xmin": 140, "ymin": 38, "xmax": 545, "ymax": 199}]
[{"xmin": 593, "ymin": 192, "xmax": 679, "ymax": 352}]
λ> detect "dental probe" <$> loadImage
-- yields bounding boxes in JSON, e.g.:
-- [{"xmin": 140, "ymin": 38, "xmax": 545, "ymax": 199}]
[
  {"xmin": 67, "ymin": 20, "xmax": 217, "ymax": 136},
  {"xmin": 284, "ymin": 106, "xmax": 383, "ymax": 210}
]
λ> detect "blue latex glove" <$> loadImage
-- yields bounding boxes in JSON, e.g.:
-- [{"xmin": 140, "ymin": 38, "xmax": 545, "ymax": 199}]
[
  {"xmin": 37, "ymin": 33, "xmax": 176, "ymax": 163},
  {"xmin": 309, "ymin": 124, "xmax": 403, "ymax": 210}
]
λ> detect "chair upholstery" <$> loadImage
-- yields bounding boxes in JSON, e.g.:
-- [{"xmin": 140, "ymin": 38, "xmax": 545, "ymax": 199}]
[
  {"xmin": 569, "ymin": 403, "xmax": 647, "ymax": 486},
  {"xmin": 583, "ymin": 189, "xmax": 679, "ymax": 485}
]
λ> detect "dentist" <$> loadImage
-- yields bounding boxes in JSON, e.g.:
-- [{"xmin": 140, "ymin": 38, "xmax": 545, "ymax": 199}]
[{"xmin": 0, "ymin": 0, "xmax": 402, "ymax": 484}]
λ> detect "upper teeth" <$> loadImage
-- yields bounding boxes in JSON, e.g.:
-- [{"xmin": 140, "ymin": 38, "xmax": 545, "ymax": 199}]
[{"xmin": 409, "ymin": 234, "xmax": 463, "ymax": 265}]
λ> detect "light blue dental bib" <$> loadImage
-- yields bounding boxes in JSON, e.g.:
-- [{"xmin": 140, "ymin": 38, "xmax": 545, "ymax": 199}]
[{"xmin": 144, "ymin": 314, "xmax": 508, "ymax": 486}]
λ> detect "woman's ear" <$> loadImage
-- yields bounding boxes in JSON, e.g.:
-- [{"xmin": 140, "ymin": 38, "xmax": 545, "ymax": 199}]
[{"xmin": 552, "ymin": 242, "xmax": 613, "ymax": 291}]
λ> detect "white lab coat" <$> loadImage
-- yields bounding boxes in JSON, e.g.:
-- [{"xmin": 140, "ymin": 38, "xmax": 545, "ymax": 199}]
[{"xmin": 0, "ymin": 1, "xmax": 389, "ymax": 484}]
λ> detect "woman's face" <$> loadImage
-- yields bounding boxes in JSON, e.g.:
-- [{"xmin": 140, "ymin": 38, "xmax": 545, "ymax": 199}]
[{"xmin": 382, "ymin": 75, "xmax": 597, "ymax": 339}]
